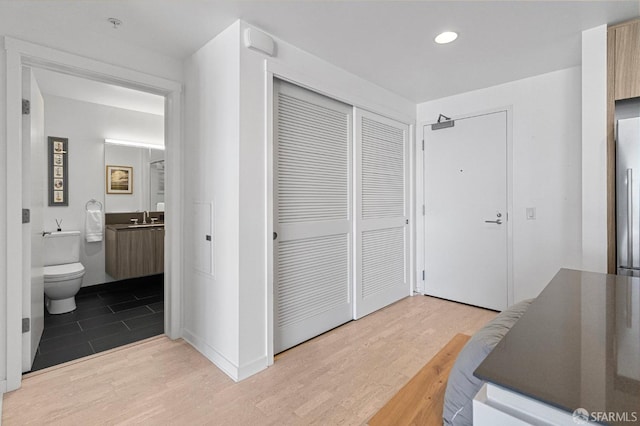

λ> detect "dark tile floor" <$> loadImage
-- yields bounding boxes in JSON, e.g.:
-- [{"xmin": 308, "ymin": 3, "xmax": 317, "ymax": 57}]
[{"xmin": 30, "ymin": 274, "xmax": 164, "ymax": 372}]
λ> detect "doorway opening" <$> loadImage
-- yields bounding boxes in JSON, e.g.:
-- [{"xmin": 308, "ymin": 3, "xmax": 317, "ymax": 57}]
[
  {"xmin": 5, "ymin": 37, "xmax": 182, "ymax": 391},
  {"xmin": 23, "ymin": 67, "xmax": 168, "ymax": 372}
]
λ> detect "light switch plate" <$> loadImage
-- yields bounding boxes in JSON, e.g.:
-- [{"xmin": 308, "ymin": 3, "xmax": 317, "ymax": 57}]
[{"xmin": 526, "ymin": 207, "xmax": 536, "ymax": 220}]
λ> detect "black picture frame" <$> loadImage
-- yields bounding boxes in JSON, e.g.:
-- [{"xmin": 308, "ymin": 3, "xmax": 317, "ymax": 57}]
[{"xmin": 48, "ymin": 137, "xmax": 69, "ymax": 206}]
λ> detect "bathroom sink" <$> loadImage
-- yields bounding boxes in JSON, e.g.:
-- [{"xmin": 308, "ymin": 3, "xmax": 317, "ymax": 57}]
[{"xmin": 127, "ymin": 223, "xmax": 165, "ymax": 228}]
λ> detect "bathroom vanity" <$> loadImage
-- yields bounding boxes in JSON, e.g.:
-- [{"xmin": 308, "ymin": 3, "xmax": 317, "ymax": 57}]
[{"xmin": 105, "ymin": 223, "xmax": 165, "ymax": 279}]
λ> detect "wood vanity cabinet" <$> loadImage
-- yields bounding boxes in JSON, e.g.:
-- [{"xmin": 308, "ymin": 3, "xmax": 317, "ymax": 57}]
[
  {"xmin": 105, "ymin": 226, "xmax": 165, "ymax": 279},
  {"xmin": 613, "ymin": 20, "xmax": 640, "ymax": 100}
]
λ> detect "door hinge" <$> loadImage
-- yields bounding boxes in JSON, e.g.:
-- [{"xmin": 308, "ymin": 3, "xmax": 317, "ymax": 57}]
[
  {"xmin": 22, "ymin": 99, "xmax": 30, "ymax": 115},
  {"xmin": 422, "ymin": 139, "xmax": 424, "ymax": 151},
  {"xmin": 422, "ymin": 270, "xmax": 425, "ymax": 281},
  {"xmin": 422, "ymin": 204, "xmax": 425, "ymax": 216},
  {"xmin": 22, "ymin": 208, "xmax": 30, "ymax": 224},
  {"xmin": 405, "ymin": 219, "xmax": 409, "ymax": 225},
  {"xmin": 22, "ymin": 318, "xmax": 30, "ymax": 333}
]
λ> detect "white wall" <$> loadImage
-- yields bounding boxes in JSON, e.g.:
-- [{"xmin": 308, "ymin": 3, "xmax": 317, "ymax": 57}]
[
  {"xmin": 417, "ymin": 67, "xmax": 583, "ymax": 302},
  {"xmin": 581, "ymin": 25, "xmax": 608, "ymax": 273},
  {"xmin": 182, "ymin": 21, "xmax": 242, "ymax": 376},
  {"xmin": 182, "ymin": 20, "xmax": 415, "ymax": 381},
  {"xmin": 0, "ymin": 44, "xmax": 7, "ymax": 388},
  {"xmin": 42, "ymin": 95, "xmax": 164, "ymax": 286}
]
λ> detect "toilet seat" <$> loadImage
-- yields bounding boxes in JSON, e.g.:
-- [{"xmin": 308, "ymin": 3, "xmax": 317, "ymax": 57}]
[{"xmin": 44, "ymin": 262, "xmax": 85, "ymax": 282}]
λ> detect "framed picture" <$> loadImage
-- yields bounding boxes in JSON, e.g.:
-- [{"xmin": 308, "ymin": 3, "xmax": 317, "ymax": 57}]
[
  {"xmin": 106, "ymin": 165, "xmax": 133, "ymax": 194},
  {"xmin": 48, "ymin": 137, "xmax": 68, "ymax": 206}
]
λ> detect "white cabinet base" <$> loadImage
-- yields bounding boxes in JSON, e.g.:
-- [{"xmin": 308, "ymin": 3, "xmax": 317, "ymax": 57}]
[{"xmin": 473, "ymin": 383, "xmax": 597, "ymax": 426}]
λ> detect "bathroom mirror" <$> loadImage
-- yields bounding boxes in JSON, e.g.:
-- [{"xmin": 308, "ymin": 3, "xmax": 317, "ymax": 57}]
[{"xmin": 104, "ymin": 143, "xmax": 165, "ymax": 213}]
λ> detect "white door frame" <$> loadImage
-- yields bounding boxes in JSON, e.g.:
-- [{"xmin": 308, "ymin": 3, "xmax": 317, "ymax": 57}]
[
  {"xmin": 264, "ymin": 60, "xmax": 415, "ymax": 366},
  {"xmin": 3, "ymin": 37, "xmax": 183, "ymax": 392},
  {"xmin": 416, "ymin": 107, "xmax": 514, "ymax": 306}
]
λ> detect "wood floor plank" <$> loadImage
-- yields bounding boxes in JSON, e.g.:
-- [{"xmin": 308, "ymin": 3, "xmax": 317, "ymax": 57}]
[
  {"xmin": 368, "ymin": 333, "xmax": 470, "ymax": 426},
  {"xmin": 2, "ymin": 295, "xmax": 494, "ymax": 425}
]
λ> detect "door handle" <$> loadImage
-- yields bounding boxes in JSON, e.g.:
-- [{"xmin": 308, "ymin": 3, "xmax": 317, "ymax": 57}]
[{"xmin": 484, "ymin": 219, "xmax": 503, "ymax": 225}]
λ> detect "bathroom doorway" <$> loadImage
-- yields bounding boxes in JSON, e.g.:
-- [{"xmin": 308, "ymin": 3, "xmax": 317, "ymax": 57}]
[
  {"xmin": 20, "ymin": 65, "xmax": 170, "ymax": 372},
  {"xmin": 5, "ymin": 38, "xmax": 182, "ymax": 392}
]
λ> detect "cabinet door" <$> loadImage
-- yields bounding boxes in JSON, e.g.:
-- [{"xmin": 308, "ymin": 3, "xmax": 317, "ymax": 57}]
[
  {"xmin": 117, "ymin": 229, "xmax": 155, "ymax": 278},
  {"xmin": 615, "ymin": 22, "xmax": 640, "ymax": 100},
  {"xmin": 153, "ymin": 228, "xmax": 165, "ymax": 275}
]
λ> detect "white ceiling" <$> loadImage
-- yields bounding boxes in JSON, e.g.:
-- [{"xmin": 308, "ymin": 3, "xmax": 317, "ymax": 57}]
[
  {"xmin": 2, "ymin": 1, "xmax": 639, "ymax": 102},
  {"xmin": 32, "ymin": 68, "xmax": 165, "ymax": 116}
]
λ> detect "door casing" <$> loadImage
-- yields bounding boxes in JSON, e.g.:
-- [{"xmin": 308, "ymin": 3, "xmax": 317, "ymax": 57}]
[{"xmin": 3, "ymin": 37, "xmax": 183, "ymax": 392}]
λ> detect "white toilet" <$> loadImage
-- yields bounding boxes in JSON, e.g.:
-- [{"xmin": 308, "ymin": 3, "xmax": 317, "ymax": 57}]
[{"xmin": 44, "ymin": 230, "xmax": 86, "ymax": 314}]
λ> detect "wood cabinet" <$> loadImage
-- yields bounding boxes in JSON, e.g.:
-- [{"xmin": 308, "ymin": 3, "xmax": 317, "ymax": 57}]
[
  {"xmin": 614, "ymin": 21, "xmax": 640, "ymax": 100},
  {"xmin": 105, "ymin": 226, "xmax": 165, "ymax": 280}
]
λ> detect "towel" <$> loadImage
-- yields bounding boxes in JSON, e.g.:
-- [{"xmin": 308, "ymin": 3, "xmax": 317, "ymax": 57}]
[{"xmin": 85, "ymin": 209, "xmax": 104, "ymax": 242}]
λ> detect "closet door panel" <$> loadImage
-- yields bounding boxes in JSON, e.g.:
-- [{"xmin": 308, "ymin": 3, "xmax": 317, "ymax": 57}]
[
  {"xmin": 274, "ymin": 80, "xmax": 353, "ymax": 353},
  {"xmin": 354, "ymin": 110, "xmax": 410, "ymax": 319}
]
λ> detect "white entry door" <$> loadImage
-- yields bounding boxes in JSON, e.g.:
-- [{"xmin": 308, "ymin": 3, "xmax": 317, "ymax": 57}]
[
  {"xmin": 354, "ymin": 109, "xmax": 410, "ymax": 318},
  {"xmin": 424, "ymin": 111, "xmax": 508, "ymax": 311},
  {"xmin": 22, "ymin": 67, "xmax": 45, "ymax": 371},
  {"xmin": 273, "ymin": 80, "xmax": 353, "ymax": 353}
]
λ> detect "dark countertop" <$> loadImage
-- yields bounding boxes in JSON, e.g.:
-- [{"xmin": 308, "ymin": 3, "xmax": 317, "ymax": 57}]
[
  {"xmin": 475, "ymin": 269, "xmax": 640, "ymax": 425},
  {"xmin": 106, "ymin": 223, "xmax": 165, "ymax": 230}
]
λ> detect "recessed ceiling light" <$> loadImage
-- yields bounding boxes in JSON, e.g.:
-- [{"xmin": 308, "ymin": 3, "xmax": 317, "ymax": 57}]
[{"xmin": 435, "ymin": 31, "xmax": 458, "ymax": 44}]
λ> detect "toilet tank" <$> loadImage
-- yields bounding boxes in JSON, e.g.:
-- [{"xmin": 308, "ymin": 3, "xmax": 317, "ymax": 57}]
[{"xmin": 44, "ymin": 230, "xmax": 81, "ymax": 266}]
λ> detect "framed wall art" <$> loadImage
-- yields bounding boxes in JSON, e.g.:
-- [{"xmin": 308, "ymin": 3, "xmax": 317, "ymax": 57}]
[
  {"xmin": 106, "ymin": 165, "xmax": 133, "ymax": 194},
  {"xmin": 48, "ymin": 137, "xmax": 68, "ymax": 206}
]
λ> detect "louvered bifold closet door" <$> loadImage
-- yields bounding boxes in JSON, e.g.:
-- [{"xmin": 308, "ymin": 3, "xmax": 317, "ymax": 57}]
[
  {"xmin": 273, "ymin": 80, "xmax": 353, "ymax": 353},
  {"xmin": 354, "ymin": 109, "xmax": 410, "ymax": 319}
]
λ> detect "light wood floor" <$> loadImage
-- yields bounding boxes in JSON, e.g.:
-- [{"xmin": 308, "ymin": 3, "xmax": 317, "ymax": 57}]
[{"xmin": 2, "ymin": 295, "xmax": 495, "ymax": 425}]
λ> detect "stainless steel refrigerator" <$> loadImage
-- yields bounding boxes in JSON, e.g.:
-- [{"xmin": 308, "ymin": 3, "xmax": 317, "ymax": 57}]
[{"xmin": 617, "ymin": 117, "xmax": 640, "ymax": 277}]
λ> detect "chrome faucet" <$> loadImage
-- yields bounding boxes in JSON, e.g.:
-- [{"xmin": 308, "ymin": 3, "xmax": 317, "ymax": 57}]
[{"xmin": 142, "ymin": 210, "xmax": 149, "ymax": 224}]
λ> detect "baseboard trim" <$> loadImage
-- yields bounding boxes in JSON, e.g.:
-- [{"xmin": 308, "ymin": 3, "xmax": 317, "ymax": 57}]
[
  {"xmin": 182, "ymin": 329, "xmax": 240, "ymax": 382},
  {"xmin": 237, "ymin": 355, "xmax": 268, "ymax": 381}
]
